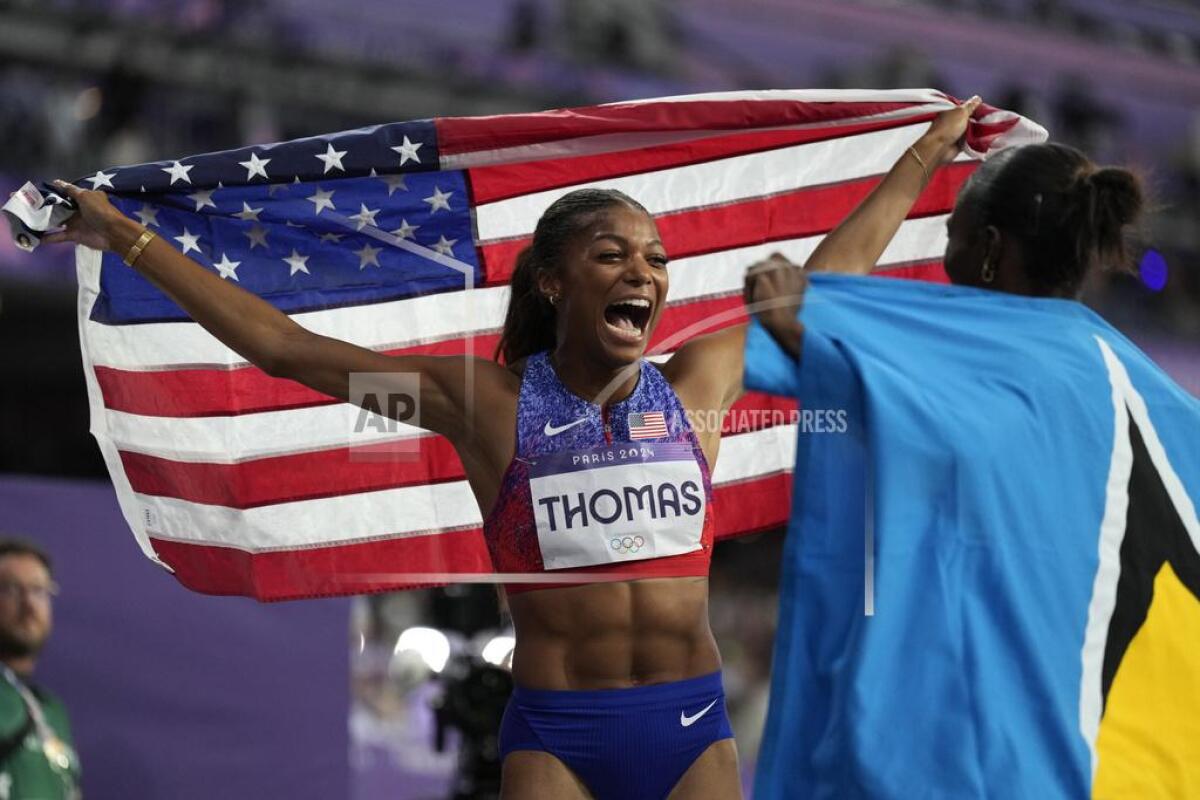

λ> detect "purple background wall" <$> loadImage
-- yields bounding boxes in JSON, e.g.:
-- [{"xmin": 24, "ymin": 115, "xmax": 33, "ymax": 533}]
[{"xmin": 0, "ymin": 475, "xmax": 350, "ymax": 800}]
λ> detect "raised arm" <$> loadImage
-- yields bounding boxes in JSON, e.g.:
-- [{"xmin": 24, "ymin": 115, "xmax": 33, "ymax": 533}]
[
  {"xmin": 805, "ymin": 96, "xmax": 981, "ymax": 274},
  {"xmin": 44, "ymin": 180, "xmax": 506, "ymax": 444}
]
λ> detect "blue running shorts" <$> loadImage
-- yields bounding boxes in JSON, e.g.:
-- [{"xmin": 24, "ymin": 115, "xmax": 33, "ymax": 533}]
[{"xmin": 499, "ymin": 670, "xmax": 734, "ymax": 799}]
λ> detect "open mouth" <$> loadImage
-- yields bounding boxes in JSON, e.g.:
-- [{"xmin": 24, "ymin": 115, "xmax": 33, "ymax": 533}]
[{"xmin": 602, "ymin": 297, "xmax": 653, "ymax": 343}]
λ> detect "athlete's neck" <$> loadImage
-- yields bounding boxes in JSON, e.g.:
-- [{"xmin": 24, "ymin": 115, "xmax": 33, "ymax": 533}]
[{"xmin": 549, "ymin": 348, "xmax": 640, "ymax": 407}]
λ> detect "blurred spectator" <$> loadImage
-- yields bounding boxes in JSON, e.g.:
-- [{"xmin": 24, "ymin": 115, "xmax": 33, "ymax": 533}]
[{"xmin": 0, "ymin": 539, "xmax": 79, "ymax": 800}]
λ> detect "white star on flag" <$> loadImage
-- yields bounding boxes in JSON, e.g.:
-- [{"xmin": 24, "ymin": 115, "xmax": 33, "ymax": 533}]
[
  {"xmin": 348, "ymin": 203, "xmax": 381, "ymax": 231},
  {"xmin": 432, "ymin": 235, "xmax": 457, "ymax": 256},
  {"xmin": 354, "ymin": 243, "xmax": 382, "ymax": 269},
  {"xmin": 162, "ymin": 161, "xmax": 194, "ymax": 185},
  {"xmin": 134, "ymin": 204, "xmax": 160, "ymax": 227},
  {"xmin": 320, "ymin": 232, "xmax": 344, "ymax": 243},
  {"xmin": 307, "ymin": 187, "xmax": 336, "ymax": 215},
  {"xmin": 315, "ymin": 143, "xmax": 347, "ymax": 174},
  {"xmin": 391, "ymin": 136, "xmax": 422, "ymax": 166},
  {"xmin": 235, "ymin": 202, "xmax": 263, "ymax": 222},
  {"xmin": 173, "ymin": 228, "xmax": 201, "ymax": 255},
  {"xmin": 283, "ymin": 249, "xmax": 311, "ymax": 276},
  {"xmin": 391, "ymin": 219, "xmax": 419, "ymax": 239},
  {"xmin": 423, "ymin": 186, "xmax": 452, "ymax": 213},
  {"xmin": 244, "ymin": 224, "xmax": 269, "ymax": 249},
  {"xmin": 213, "ymin": 253, "xmax": 241, "ymax": 280},
  {"xmin": 187, "ymin": 188, "xmax": 217, "ymax": 211},
  {"xmin": 87, "ymin": 170, "xmax": 116, "ymax": 190},
  {"xmin": 238, "ymin": 152, "xmax": 271, "ymax": 180},
  {"xmin": 378, "ymin": 172, "xmax": 407, "ymax": 196}
]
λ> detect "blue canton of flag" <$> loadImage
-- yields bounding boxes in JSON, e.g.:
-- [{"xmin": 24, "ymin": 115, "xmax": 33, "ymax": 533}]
[{"xmin": 85, "ymin": 121, "xmax": 481, "ymax": 324}]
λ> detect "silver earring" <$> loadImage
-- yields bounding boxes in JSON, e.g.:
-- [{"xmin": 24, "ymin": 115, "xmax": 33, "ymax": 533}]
[
  {"xmin": 547, "ymin": 293, "xmax": 559, "ymax": 307},
  {"xmin": 981, "ymin": 258, "xmax": 996, "ymax": 284}
]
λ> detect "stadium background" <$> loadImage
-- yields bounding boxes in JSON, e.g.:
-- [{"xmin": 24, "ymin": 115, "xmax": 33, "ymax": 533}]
[{"xmin": 0, "ymin": 0, "xmax": 1196, "ymax": 797}]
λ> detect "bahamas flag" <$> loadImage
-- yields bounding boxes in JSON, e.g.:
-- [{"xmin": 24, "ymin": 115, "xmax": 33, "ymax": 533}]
[{"xmin": 745, "ymin": 274, "xmax": 1200, "ymax": 799}]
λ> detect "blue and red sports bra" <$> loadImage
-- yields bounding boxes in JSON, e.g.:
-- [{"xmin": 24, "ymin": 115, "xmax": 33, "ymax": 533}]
[{"xmin": 483, "ymin": 351, "xmax": 716, "ymax": 594}]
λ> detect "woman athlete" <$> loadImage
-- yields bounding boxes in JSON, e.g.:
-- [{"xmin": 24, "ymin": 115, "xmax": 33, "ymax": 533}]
[
  {"xmin": 742, "ymin": 107, "xmax": 1149, "ymax": 798},
  {"xmin": 46, "ymin": 99, "xmax": 976, "ymax": 799}
]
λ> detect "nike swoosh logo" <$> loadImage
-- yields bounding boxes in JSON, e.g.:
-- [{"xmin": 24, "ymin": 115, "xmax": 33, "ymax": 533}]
[
  {"xmin": 680, "ymin": 698, "xmax": 718, "ymax": 727},
  {"xmin": 544, "ymin": 418, "xmax": 588, "ymax": 437}
]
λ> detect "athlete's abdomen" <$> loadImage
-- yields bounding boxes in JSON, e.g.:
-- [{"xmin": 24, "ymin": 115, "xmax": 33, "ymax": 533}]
[{"xmin": 506, "ymin": 576, "xmax": 720, "ymax": 690}]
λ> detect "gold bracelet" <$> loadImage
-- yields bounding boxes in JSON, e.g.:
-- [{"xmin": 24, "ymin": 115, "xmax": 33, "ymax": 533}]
[
  {"xmin": 907, "ymin": 145, "xmax": 930, "ymax": 184},
  {"xmin": 123, "ymin": 229, "xmax": 156, "ymax": 267}
]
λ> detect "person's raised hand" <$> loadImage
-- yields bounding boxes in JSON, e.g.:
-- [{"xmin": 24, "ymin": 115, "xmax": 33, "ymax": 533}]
[
  {"xmin": 921, "ymin": 95, "xmax": 983, "ymax": 166},
  {"xmin": 40, "ymin": 179, "xmax": 132, "ymax": 252},
  {"xmin": 744, "ymin": 252, "xmax": 808, "ymax": 333}
]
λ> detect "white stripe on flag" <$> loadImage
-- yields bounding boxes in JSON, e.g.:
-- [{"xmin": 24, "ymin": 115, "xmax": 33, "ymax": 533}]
[
  {"xmin": 129, "ymin": 424, "xmax": 798, "ymax": 550},
  {"xmin": 83, "ymin": 216, "xmax": 947, "ymax": 372},
  {"xmin": 475, "ymin": 123, "xmax": 963, "ymax": 241}
]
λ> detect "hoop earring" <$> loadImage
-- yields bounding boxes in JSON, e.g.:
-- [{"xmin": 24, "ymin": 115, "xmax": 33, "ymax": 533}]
[
  {"xmin": 547, "ymin": 293, "xmax": 559, "ymax": 307},
  {"xmin": 980, "ymin": 258, "xmax": 996, "ymax": 284}
]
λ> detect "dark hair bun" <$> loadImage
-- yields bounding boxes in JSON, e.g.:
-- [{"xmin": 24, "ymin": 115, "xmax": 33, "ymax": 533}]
[
  {"xmin": 1088, "ymin": 167, "xmax": 1144, "ymax": 229},
  {"xmin": 1080, "ymin": 166, "xmax": 1145, "ymax": 273}
]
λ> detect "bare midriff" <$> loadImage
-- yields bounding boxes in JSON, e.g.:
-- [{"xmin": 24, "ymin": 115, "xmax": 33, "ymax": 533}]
[{"xmin": 506, "ymin": 576, "xmax": 720, "ymax": 690}]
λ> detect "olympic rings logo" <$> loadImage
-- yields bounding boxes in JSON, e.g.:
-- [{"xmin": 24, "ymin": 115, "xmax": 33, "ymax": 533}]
[{"xmin": 610, "ymin": 535, "xmax": 646, "ymax": 555}]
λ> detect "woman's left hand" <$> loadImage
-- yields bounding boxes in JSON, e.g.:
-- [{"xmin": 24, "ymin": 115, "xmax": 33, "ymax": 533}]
[
  {"xmin": 920, "ymin": 95, "xmax": 983, "ymax": 166},
  {"xmin": 744, "ymin": 253, "xmax": 808, "ymax": 354}
]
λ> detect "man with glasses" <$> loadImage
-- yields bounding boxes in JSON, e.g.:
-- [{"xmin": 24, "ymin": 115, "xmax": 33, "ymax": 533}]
[{"xmin": 0, "ymin": 539, "xmax": 79, "ymax": 799}]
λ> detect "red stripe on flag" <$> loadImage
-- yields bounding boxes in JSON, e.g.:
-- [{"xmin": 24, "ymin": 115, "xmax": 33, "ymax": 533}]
[
  {"xmin": 435, "ymin": 100, "xmax": 921, "ymax": 157},
  {"xmin": 479, "ymin": 162, "xmax": 975, "ymax": 285},
  {"xmin": 149, "ymin": 528, "xmax": 494, "ymax": 599},
  {"xmin": 94, "ymin": 332, "xmax": 501, "ymax": 417},
  {"xmin": 120, "ymin": 435, "xmax": 466, "ymax": 508},
  {"xmin": 146, "ymin": 470, "xmax": 791, "ymax": 600},
  {"xmin": 468, "ymin": 113, "xmax": 937, "ymax": 205},
  {"xmin": 712, "ymin": 471, "xmax": 792, "ymax": 543},
  {"xmin": 119, "ymin": 393, "xmax": 796, "ymax": 508},
  {"xmin": 873, "ymin": 260, "xmax": 950, "ymax": 283}
]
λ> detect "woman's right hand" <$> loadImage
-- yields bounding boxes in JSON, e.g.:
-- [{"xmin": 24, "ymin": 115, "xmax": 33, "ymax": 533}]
[{"xmin": 41, "ymin": 180, "xmax": 135, "ymax": 252}]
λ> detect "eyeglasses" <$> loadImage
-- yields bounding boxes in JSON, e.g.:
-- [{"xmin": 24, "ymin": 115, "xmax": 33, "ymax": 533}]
[{"xmin": 0, "ymin": 582, "xmax": 59, "ymax": 603}]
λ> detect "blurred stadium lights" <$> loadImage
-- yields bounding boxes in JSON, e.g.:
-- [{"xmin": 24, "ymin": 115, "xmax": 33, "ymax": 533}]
[
  {"xmin": 1140, "ymin": 249, "xmax": 1169, "ymax": 293},
  {"xmin": 480, "ymin": 635, "xmax": 515, "ymax": 668},
  {"xmin": 394, "ymin": 626, "xmax": 452, "ymax": 674}
]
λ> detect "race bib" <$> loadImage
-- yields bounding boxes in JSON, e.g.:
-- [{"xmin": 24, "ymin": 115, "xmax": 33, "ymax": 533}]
[{"xmin": 528, "ymin": 442, "xmax": 706, "ymax": 570}]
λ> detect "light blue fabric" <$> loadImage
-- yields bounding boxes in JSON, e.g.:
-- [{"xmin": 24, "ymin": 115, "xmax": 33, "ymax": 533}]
[{"xmin": 746, "ymin": 273, "xmax": 1200, "ymax": 799}]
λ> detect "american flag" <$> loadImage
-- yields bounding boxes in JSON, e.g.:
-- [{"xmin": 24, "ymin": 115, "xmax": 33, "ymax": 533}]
[
  {"xmin": 628, "ymin": 412, "xmax": 669, "ymax": 440},
  {"xmin": 61, "ymin": 89, "xmax": 1043, "ymax": 600}
]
